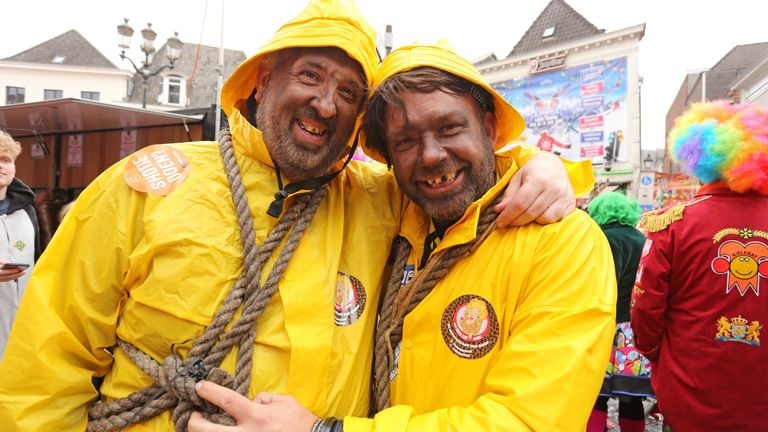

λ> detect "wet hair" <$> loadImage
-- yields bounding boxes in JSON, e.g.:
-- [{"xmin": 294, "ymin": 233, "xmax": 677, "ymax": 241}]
[
  {"xmin": 587, "ymin": 191, "xmax": 641, "ymax": 227},
  {"xmin": 0, "ymin": 130, "xmax": 22, "ymax": 159},
  {"xmin": 362, "ymin": 66, "xmax": 493, "ymax": 165},
  {"xmin": 669, "ymin": 100, "xmax": 768, "ymax": 194}
]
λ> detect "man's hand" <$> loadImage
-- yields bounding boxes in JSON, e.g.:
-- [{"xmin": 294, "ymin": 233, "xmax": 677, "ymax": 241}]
[
  {"xmin": 0, "ymin": 260, "xmax": 26, "ymax": 283},
  {"xmin": 188, "ymin": 381, "xmax": 318, "ymax": 432},
  {"xmin": 495, "ymin": 151, "xmax": 575, "ymax": 226}
]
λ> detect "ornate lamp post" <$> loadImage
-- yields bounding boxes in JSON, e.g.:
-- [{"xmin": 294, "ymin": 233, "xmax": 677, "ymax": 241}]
[
  {"xmin": 117, "ymin": 18, "xmax": 183, "ymax": 108},
  {"xmin": 643, "ymin": 154, "xmax": 654, "ymax": 171}
]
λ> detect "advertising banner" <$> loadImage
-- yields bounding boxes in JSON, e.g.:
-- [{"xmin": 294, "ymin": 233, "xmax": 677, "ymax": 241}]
[{"xmin": 494, "ymin": 56, "xmax": 628, "ymax": 165}]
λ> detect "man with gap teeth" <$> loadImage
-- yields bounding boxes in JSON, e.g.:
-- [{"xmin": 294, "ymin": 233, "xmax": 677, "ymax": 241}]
[
  {"xmin": 188, "ymin": 41, "xmax": 615, "ymax": 432},
  {"xmin": 0, "ymin": 1, "xmax": 592, "ymax": 431}
]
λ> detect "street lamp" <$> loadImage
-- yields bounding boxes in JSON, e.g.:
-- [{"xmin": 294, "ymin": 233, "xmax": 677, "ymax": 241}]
[
  {"xmin": 117, "ymin": 18, "xmax": 183, "ymax": 108},
  {"xmin": 643, "ymin": 154, "xmax": 654, "ymax": 171}
]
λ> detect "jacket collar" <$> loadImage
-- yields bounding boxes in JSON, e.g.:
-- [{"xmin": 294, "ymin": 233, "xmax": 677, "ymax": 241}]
[
  {"xmin": 6, "ymin": 178, "xmax": 35, "ymax": 213},
  {"xmin": 228, "ymin": 107, "xmax": 275, "ymax": 169},
  {"xmin": 696, "ymin": 180, "xmax": 766, "ymax": 197}
]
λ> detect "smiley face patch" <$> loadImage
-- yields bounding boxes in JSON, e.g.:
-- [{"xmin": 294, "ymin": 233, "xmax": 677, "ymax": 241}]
[{"xmin": 441, "ymin": 294, "xmax": 499, "ymax": 359}]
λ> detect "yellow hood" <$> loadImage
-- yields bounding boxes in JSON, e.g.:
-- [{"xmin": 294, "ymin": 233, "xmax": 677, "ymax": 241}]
[
  {"xmin": 362, "ymin": 40, "xmax": 525, "ymax": 163},
  {"xmin": 221, "ymin": 0, "xmax": 379, "ymax": 119}
]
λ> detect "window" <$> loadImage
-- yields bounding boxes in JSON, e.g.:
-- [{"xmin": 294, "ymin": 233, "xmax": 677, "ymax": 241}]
[
  {"xmin": 168, "ymin": 77, "xmax": 182, "ymax": 104},
  {"xmin": 81, "ymin": 91, "xmax": 100, "ymax": 101},
  {"xmin": 44, "ymin": 89, "xmax": 63, "ymax": 100},
  {"xmin": 542, "ymin": 26, "xmax": 556, "ymax": 39},
  {"xmin": 162, "ymin": 75, "xmax": 186, "ymax": 106},
  {"xmin": 52, "ymin": 55, "xmax": 66, "ymax": 64},
  {"xmin": 6, "ymin": 86, "xmax": 25, "ymax": 104}
]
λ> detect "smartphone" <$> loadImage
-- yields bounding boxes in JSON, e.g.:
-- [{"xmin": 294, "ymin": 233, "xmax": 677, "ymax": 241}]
[{"xmin": 1, "ymin": 262, "xmax": 29, "ymax": 271}]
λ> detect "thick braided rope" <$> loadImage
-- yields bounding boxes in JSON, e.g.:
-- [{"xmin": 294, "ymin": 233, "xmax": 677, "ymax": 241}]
[
  {"xmin": 173, "ymin": 130, "xmax": 328, "ymax": 429},
  {"xmin": 86, "ymin": 196, "xmax": 309, "ymax": 431},
  {"xmin": 372, "ymin": 197, "xmax": 501, "ymax": 411},
  {"xmin": 370, "ymin": 238, "xmax": 411, "ymax": 415},
  {"xmin": 87, "ymin": 129, "xmax": 296, "ymax": 430},
  {"xmin": 86, "ymin": 130, "xmax": 326, "ymax": 431},
  {"xmin": 229, "ymin": 185, "xmax": 326, "ymax": 394},
  {"xmin": 173, "ymin": 188, "xmax": 325, "ymax": 430}
]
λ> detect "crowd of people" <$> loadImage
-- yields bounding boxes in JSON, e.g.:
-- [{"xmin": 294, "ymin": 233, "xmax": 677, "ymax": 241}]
[{"xmin": 0, "ymin": 1, "xmax": 766, "ymax": 431}]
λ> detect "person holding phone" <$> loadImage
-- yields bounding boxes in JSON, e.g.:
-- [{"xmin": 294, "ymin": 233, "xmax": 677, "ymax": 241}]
[{"xmin": 0, "ymin": 130, "xmax": 40, "ymax": 360}]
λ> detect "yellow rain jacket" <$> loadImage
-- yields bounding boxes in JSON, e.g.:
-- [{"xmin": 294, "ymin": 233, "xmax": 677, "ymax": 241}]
[
  {"xmin": 346, "ymin": 165, "xmax": 617, "ymax": 432},
  {"xmin": 346, "ymin": 41, "xmax": 615, "ymax": 431},
  {"xmin": 0, "ymin": 2, "xmax": 558, "ymax": 431},
  {"xmin": 0, "ymin": 0, "xmax": 400, "ymax": 430}
]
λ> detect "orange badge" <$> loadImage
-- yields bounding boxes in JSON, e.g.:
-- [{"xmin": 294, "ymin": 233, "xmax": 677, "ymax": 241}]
[{"xmin": 124, "ymin": 145, "xmax": 190, "ymax": 196}]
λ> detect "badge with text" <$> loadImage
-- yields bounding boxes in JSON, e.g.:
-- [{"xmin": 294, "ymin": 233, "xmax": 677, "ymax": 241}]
[
  {"xmin": 334, "ymin": 272, "xmax": 366, "ymax": 326},
  {"xmin": 441, "ymin": 294, "xmax": 499, "ymax": 359},
  {"xmin": 124, "ymin": 145, "xmax": 190, "ymax": 196}
]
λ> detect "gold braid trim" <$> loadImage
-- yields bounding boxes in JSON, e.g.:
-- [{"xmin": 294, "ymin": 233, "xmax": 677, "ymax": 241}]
[
  {"xmin": 640, "ymin": 195, "xmax": 712, "ymax": 233},
  {"xmin": 640, "ymin": 204, "xmax": 686, "ymax": 233},
  {"xmin": 713, "ymin": 227, "xmax": 768, "ymax": 243}
]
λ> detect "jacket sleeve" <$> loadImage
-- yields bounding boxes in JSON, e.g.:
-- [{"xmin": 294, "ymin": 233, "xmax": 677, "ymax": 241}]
[
  {"xmin": 630, "ymin": 231, "xmax": 670, "ymax": 362},
  {"xmin": 344, "ymin": 212, "xmax": 616, "ymax": 432},
  {"xmin": 495, "ymin": 145, "xmax": 595, "ymax": 196},
  {"xmin": 0, "ymin": 163, "xmax": 140, "ymax": 431}
]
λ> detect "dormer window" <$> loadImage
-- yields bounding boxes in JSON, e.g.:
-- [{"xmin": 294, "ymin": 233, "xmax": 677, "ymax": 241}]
[
  {"xmin": 542, "ymin": 26, "xmax": 556, "ymax": 40},
  {"xmin": 160, "ymin": 74, "xmax": 186, "ymax": 106},
  {"xmin": 52, "ymin": 55, "xmax": 66, "ymax": 64}
]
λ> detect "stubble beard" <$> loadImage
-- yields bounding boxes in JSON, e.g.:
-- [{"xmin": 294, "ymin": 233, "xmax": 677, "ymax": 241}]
[
  {"xmin": 404, "ymin": 140, "xmax": 496, "ymax": 228},
  {"xmin": 255, "ymin": 91, "xmax": 349, "ymax": 182}
]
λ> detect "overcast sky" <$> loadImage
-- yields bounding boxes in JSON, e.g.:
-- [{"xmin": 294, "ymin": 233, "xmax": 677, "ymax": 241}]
[{"xmin": 2, "ymin": 0, "xmax": 767, "ymax": 149}]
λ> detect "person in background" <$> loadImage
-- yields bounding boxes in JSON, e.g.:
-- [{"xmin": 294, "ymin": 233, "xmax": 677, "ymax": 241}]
[
  {"xmin": 586, "ymin": 191, "xmax": 653, "ymax": 432},
  {"xmin": 0, "ymin": 130, "xmax": 40, "ymax": 360},
  {"xmin": 31, "ymin": 188, "xmax": 70, "ymax": 251},
  {"xmin": 0, "ymin": 1, "xmax": 584, "ymax": 430},
  {"xmin": 631, "ymin": 100, "xmax": 768, "ymax": 431},
  {"xmin": 188, "ymin": 41, "xmax": 615, "ymax": 432}
]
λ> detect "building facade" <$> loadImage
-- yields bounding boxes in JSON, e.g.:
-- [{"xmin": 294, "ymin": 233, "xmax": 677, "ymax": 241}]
[
  {"xmin": 0, "ymin": 30, "xmax": 130, "ymax": 105},
  {"xmin": 476, "ymin": 0, "xmax": 645, "ymax": 199}
]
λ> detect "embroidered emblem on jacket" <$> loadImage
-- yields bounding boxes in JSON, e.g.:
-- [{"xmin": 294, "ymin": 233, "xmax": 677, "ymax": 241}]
[
  {"xmin": 441, "ymin": 294, "xmax": 499, "ymax": 359},
  {"xmin": 334, "ymin": 273, "xmax": 366, "ymax": 326},
  {"xmin": 715, "ymin": 315, "xmax": 761, "ymax": 346},
  {"xmin": 710, "ymin": 229, "xmax": 768, "ymax": 296},
  {"xmin": 13, "ymin": 240, "xmax": 25, "ymax": 251}
]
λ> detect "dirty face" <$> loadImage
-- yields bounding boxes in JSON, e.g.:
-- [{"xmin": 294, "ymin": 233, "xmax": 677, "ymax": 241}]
[
  {"xmin": 255, "ymin": 47, "xmax": 366, "ymax": 181},
  {"xmin": 385, "ymin": 88, "xmax": 496, "ymax": 227}
]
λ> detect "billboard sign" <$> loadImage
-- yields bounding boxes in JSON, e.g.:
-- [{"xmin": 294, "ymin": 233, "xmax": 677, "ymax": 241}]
[{"xmin": 494, "ymin": 56, "xmax": 629, "ymax": 165}]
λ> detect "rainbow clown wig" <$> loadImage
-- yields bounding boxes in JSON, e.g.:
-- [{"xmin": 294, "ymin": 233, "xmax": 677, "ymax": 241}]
[
  {"xmin": 668, "ymin": 100, "xmax": 768, "ymax": 194},
  {"xmin": 587, "ymin": 192, "xmax": 641, "ymax": 227}
]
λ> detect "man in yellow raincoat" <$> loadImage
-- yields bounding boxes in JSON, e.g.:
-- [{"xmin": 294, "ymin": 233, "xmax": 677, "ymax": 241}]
[
  {"xmin": 188, "ymin": 42, "xmax": 615, "ymax": 432},
  {"xmin": 0, "ymin": 1, "xmax": 586, "ymax": 431}
]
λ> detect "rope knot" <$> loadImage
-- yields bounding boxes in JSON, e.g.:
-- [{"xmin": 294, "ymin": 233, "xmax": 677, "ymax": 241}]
[
  {"xmin": 168, "ymin": 360, "xmax": 237, "ymax": 431},
  {"xmin": 159, "ymin": 355, "xmax": 203, "ymax": 405}
]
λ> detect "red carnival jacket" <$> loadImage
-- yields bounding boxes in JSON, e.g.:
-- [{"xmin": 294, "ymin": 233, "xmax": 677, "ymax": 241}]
[{"xmin": 631, "ymin": 181, "xmax": 768, "ymax": 431}]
